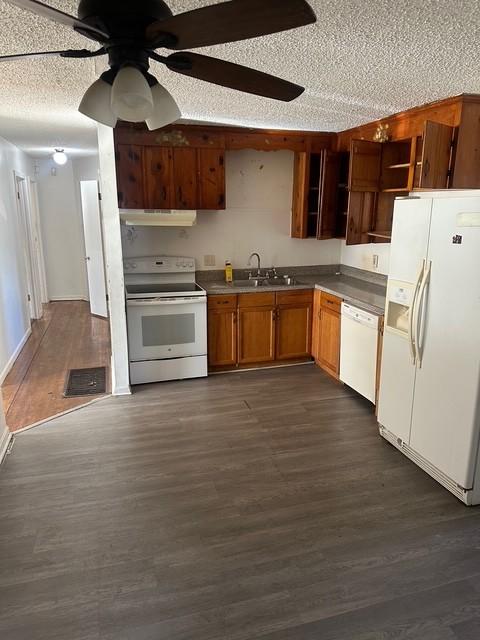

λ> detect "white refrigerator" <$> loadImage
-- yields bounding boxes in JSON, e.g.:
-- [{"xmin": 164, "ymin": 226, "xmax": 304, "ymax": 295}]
[{"xmin": 378, "ymin": 191, "xmax": 480, "ymax": 505}]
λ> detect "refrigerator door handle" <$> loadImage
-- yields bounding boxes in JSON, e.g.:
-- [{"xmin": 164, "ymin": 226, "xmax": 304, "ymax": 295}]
[
  {"xmin": 414, "ymin": 260, "xmax": 432, "ymax": 368},
  {"xmin": 409, "ymin": 260, "xmax": 425, "ymax": 365}
]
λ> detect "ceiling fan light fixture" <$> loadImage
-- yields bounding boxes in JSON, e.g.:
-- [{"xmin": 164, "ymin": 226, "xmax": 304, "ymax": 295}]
[
  {"xmin": 111, "ymin": 66, "xmax": 153, "ymax": 123},
  {"xmin": 145, "ymin": 82, "xmax": 181, "ymax": 131},
  {"xmin": 79, "ymin": 75, "xmax": 117, "ymax": 127},
  {"xmin": 52, "ymin": 149, "xmax": 68, "ymax": 165}
]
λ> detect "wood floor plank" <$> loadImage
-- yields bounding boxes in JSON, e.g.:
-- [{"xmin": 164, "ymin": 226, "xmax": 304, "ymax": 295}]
[
  {"xmin": 1, "ymin": 365, "xmax": 479, "ymax": 639},
  {"xmin": 1, "ymin": 301, "xmax": 111, "ymax": 432}
]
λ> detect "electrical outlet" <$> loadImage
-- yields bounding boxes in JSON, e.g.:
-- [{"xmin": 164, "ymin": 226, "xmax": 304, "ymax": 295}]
[
  {"xmin": 372, "ymin": 254, "xmax": 379, "ymax": 269},
  {"xmin": 204, "ymin": 255, "xmax": 216, "ymax": 267}
]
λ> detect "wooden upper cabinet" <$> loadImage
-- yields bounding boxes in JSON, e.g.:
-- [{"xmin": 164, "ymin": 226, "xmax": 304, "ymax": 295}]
[
  {"xmin": 419, "ymin": 120, "xmax": 454, "ymax": 189},
  {"xmin": 291, "ymin": 151, "xmax": 309, "ymax": 238},
  {"xmin": 318, "ymin": 150, "xmax": 341, "ymax": 239},
  {"xmin": 197, "ymin": 148, "xmax": 226, "ymax": 210},
  {"xmin": 172, "ymin": 147, "xmax": 198, "ymax": 209},
  {"xmin": 349, "ymin": 140, "xmax": 382, "ymax": 191},
  {"xmin": 115, "ymin": 144, "xmax": 145, "ymax": 209},
  {"xmin": 144, "ymin": 146, "xmax": 174, "ymax": 209}
]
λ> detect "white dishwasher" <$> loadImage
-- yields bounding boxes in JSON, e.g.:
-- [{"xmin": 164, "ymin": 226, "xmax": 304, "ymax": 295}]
[{"xmin": 340, "ymin": 303, "xmax": 379, "ymax": 403}]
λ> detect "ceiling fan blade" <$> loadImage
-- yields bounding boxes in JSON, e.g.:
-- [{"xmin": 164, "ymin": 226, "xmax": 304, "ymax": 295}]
[
  {"xmin": 162, "ymin": 52, "xmax": 304, "ymax": 102},
  {"xmin": 0, "ymin": 48, "xmax": 106, "ymax": 62},
  {"xmin": 146, "ymin": 0, "xmax": 316, "ymax": 50},
  {"xmin": 5, "ymin": 0, "xmax": 109, "ymax": 42}
]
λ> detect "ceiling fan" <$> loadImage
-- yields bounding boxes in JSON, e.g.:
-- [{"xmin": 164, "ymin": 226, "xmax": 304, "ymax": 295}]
[{"xmin": 1, "ymin": 0, "xmax": 316, "ymax": 130}]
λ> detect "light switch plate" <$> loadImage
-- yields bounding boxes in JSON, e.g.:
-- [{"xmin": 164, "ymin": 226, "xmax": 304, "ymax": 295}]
[{"xmin": 204, "ymin": 255, "xmax": 216, "ymax": 267}]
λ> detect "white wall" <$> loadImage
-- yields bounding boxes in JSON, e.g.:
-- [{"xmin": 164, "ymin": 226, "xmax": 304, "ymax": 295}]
[
  {"xmin": 37, "ymin": 157, "xmax": 89, "ymax": 300},
  {"xmin": 97, "ymin": 125, "xmax": 130, "ymax": 396},
  {"xmin": 122, "ymin": 150, "xmax": 341, "ymax": 269},
  {"xmin": 340, "ymin": 240, "xmax": 390, "ymax": 275},
  {"xmin": 0, "ymin": 135, "xmax": 34, "ymax": 382}
]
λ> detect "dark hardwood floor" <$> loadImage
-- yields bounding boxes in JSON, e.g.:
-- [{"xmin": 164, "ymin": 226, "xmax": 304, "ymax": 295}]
[
  {"xmin": 0, "ymin": 365, "xmax": 479, "ymax": 639},
  {"xmin": 1, "ymin": 301, "xmax": 111, "ymax": 432}
]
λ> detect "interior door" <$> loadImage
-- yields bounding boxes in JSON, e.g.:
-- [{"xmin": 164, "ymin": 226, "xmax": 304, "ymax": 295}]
[
  {"xmin": 80, "ymin": 181, "xmax": 108, "ymax": 318},
  {"xmin": 420, "ymin": 121, "xmax": 454, "ymax": 189},
  {"xmin": 409, "ymin": 196, "xmax": 480, "ymax": 488}
]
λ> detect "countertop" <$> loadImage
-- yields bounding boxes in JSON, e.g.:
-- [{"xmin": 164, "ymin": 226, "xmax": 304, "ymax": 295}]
[{"xmin": 199, "ymin": 274, "xmax": 386, "ymax": 315}]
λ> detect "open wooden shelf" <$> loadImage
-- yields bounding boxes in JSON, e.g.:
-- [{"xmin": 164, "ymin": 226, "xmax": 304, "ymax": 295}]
[{"xmin": 381, "ymin": 187, "xmax": 410, "ymax": 193}]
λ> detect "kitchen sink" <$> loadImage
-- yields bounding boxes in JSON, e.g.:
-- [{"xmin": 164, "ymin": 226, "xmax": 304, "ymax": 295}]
[{"xmin": 232, "ymin": 278, "xmax": 300, "ymax": 288}]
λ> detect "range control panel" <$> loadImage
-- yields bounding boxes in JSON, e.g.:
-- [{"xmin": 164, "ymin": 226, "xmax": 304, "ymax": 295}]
[{"xmin": 123, "ymin": 256, "xmax": 196, "ymax": 274}]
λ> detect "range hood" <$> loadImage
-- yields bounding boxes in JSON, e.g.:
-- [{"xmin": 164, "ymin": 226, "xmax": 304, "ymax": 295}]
[{"xmin": 119, "ymin": 209, "xmax": 197, "ymax": 227}]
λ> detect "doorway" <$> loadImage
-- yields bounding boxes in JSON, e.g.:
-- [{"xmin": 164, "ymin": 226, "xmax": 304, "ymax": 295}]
[{"xmin": 1, "ymin": 165, "xmax": 111, "ymax": 433}]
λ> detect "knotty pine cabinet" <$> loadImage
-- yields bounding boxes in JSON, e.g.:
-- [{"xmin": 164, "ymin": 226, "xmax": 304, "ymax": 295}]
[
  {"xmin": 115, "ymin": 143, "xmax": 225, "ymax": 210},
  {"xmin": 311, "ymin": 291, "xmax": 342, "ymax": 379},
  {"xmin": 207, "ymin": 290, "xmax": 313, "ymax": 370},
  {"xmin": 207, "ymin": 295, "xmax": 237, "ymax": 368},
  {"xmin": 291, "ymin": 149, "xmax": 347, "ymax": 240},
  {"xmin": 345, "ymin": 120, "xmax": 455, "ymax": 245}
]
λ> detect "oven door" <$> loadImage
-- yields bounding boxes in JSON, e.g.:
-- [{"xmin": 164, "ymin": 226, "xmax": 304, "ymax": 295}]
[{"xmin": 127, "ymin": 297, "xmax": 207, "ymax": 362}]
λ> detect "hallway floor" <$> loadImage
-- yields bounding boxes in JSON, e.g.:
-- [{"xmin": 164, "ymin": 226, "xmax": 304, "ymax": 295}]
[{"xmin": 1, "ymin": 301, "xmax": 110, "ymax": 432}]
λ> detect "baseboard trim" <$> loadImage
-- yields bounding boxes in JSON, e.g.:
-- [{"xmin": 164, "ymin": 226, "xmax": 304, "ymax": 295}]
[
  {"xmin": 12, "ymin": 395, "xmax": 111, "ymax": 434},
  {"xmin": 0, "ymin": 326, "xmax": 32, "ymax": 384},
  {"xmin": 112, "ymin": 385, "xmax": 132, "ymax": 396},
  {"xmin": 49, "ymin": 296, "xmax": 89, "ymax": 302},
  {"xmin": 0, "ymin": 428, "xmax": 13, "ymax": 465}
]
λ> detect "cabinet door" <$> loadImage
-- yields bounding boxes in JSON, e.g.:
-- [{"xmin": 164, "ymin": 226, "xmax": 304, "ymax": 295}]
[
  {"xmin": 291, "ymin": 151, "xmax": 309, "ymax": 238},
  {"xmin": 115, "ymin": 144, "xmax": 145, "ymax": 209},
  {"xmin": 349, "ymin": 140, "xmax": 382, "ymax": 191},
  {"xmin": 318, "ymin": 150, "xmax": 340, "ymax": 239},
  {"xmin": 345, "ymin": 191, "xmax": 377, "ymax": 245},
  {"xmin": 276, "ymin": 303, "xmax": 313, "ymax": 360},
  {"xmin": 319, "ymin": 308, "xmax": 341, "ymax": 378},
  {"xmin": 208, "ymin": 309, "xmax": 237, "ymax": 367},
  {"xmin": 198, "ymin": 148, "xmax": 226, "ymax": 210},
  {"xmin": 144, "ymin": 146, "xmax": 174, "ymax": 209},
  {"xmin": 173, "ymin": 148, "xmax": 198, "ymax": 209},
  {"xmin": 420, "ymin": 120, "xmax": 454, "ymax": 189},
  {"xmin": 311, "ymin": 290, "xmax": 322, "ymax": 361},
  {"xmin": 238, "ymin": 307, "xmax": 276, "ymax": 364}
]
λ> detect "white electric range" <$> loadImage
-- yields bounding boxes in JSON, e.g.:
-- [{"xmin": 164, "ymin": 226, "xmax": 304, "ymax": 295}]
[{"xmin": 124, "ymin": 256, "xmax": 207, "ymax": 385}]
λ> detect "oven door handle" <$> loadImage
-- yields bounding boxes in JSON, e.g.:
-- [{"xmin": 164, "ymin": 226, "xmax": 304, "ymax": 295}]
[{"xmin": 127, "ymin": 297, "xmax": 206, "ymax": 307}]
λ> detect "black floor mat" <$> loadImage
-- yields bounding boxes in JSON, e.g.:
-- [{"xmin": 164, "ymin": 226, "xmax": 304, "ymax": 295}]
[{"xmin": 64, "ymin": 367, "xmax": 107, "ymax": 397}]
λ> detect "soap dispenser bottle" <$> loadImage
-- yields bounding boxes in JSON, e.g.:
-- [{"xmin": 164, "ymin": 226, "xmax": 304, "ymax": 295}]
[{"xmin": 225, "ymin": 260, "xmax": 233, "ymax": 284}]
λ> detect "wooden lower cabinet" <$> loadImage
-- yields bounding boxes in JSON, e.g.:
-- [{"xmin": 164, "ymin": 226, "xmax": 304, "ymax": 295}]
[
  {"xmin": 276, "ymin": 303, "xmax": 312, "ymax": 360},
  {"xmin": 207, "ymin": 290, "xmax": 313, "ymax": 369},
  {"xmin": 207, "ymin": 310, "xmax": 237, "ymax": 367},
  {"xmin": 312, "ymin": 291, "xmax": 342, "ymax": 379},
  {"xmin": 238, "ymin": 306, "xmax": 276, "ymax": 364}
]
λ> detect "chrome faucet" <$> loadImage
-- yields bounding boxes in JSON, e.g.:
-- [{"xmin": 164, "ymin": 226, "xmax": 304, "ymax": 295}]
[{"xmin": 247, "ymin": 253, "xmax": 261, "ymax": 277}]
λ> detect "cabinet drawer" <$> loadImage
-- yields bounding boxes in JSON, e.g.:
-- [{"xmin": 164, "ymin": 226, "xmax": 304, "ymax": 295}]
[
  {"xmin": 208, "ymin": 294, "xmax": 237, "ymax": 310},
  {"xmin": 238, "ymin": 292, "xmax": 276, "ymax": 308},
  {"xmin": 276, "ymin": 289, "xmax": 313, "ymax": 306},
  {"xmin": 321, "ymin": 292, "xmax": 342, "ymax": 314}
]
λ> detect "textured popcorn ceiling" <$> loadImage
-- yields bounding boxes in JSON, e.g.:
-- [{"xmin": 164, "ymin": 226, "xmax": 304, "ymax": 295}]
[{"xmin": 0, "ymin": 0, "xmax": 479, "ymax": 157}]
